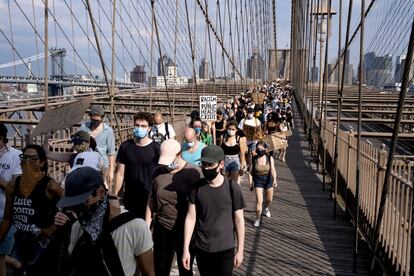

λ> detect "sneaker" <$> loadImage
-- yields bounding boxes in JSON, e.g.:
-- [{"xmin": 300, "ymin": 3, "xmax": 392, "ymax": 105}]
[
  {"xmin": 253, "ymin": 219, "xmax": 260, "ymax": 227},
  {"xmin": 264, "ymin": 208, "xmax": 271, "ymax": 218}
]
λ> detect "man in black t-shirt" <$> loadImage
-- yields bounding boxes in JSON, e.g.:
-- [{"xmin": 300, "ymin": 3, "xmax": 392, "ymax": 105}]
[
  {"xmin": 114, "ymin": 112, "xmax": 160, "ymax": 218},
  {"xmin": 182, "ymin": 145, "xmax": 246, "ymax": 276}
]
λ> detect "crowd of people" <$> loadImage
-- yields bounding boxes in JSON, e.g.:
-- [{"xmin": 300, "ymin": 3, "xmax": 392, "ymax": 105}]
[{"xmin": 0, "ymin": 80, "xmax": 293, "ymax": 276}]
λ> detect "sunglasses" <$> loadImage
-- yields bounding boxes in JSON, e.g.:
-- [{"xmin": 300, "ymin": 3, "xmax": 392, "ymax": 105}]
[{"xmin": 19, "ymin": 154, "xmax": 40, "ymax": 161}]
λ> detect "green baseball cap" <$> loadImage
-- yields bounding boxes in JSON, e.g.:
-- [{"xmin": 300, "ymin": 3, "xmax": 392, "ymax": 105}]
[{"xmin": 200, "ymin": 145, "xmax": 225, "ymax": 164}]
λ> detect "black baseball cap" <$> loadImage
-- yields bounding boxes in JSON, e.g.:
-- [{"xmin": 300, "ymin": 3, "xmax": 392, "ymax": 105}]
[
  {"xmin": 199, "ymin": 145, "xmax": 225, "ymax": 164},
  {"xmin": 57, "ymin": 167, "xmax": 104, "ymax": 208},
  {"xmin": 69, "ymin": 130, "xmax": 90, "ymax": 145},
  {"xmin": 0, "ymin": 124, "xmax": 7, "ymax": 138}
]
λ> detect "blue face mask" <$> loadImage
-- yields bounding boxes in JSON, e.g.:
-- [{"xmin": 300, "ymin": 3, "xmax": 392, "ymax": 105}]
[
  {"xmin": 133, "ymin": 127, "xmax": 148, "ymax": 139},
  {"xmin": 194, "ymin": 127, "xmax": 201, "ymax": 134}
]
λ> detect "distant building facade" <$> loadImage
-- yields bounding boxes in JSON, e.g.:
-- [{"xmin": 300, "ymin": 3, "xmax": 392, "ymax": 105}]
[
  {"xmin": 130, "ymin": 65, "xmax": 146, "ymax": 83},
  {"xmin": 247, "ymin": 49, "xmax": 265, "ymax": 81},
  {"xmin": 199, "ymin": 58, "xmax": 209, "ymax": 79},
  {"xmin": 149, "ymin": 60, "xmax": 188, "ymax": 87}
]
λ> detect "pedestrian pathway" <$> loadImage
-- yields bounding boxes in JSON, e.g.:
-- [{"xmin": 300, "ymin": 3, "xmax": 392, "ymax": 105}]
[{"xmin": 234, "ymin": 113, "xmax": 370, "ymax": 275}]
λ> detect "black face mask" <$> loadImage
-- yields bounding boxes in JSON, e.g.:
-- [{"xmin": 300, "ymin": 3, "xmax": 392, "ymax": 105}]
[
  {"xmin": 256, "ymin": 149, "xmax": 266, "ymax": 157},
  {"xmin": 202, "ymin": 166, "xmax": 220, "ymax": 181},
  {"xmin": 90, "ymin": 120, "xmax": 101, "ymax": 130},
  {"xmin": 72, "ymin": 203, "xmax": 98, "ymax": 226}
]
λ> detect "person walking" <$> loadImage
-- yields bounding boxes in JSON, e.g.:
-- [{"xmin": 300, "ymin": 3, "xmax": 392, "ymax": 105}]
[
  {"xmin": 0, "ymin": 124, "xmax": 21, "ymax": 276},
  {"xmin": 146, "ymin": 139, "xmax": 201, "ymax": 276},
  {"xmin": 0, "ymin": 145, "xmax": 63, "ymax": 275},
  {"xmin": 114, "ymin": 112, "xmax": 160, "ymax": 218},
  {"xmin": 55, "ymin": 167, "xmax": 155, "ymax": 276},
  {"xmin": 149, "ymin": 112, "xmax": 176, "ymax": 144},
  {"xmin": 181, "ymin": 128, "xmax": 205, "ymax": 166},
  {"xmin": 182, "ymin": 145, "xmax": 245, "ymax": 276},
  {"xmin": 248, "ymin": 141, "xmax": 277, "ymax": 227},
  {"xmin": 220, "ymin": 120, "xmax": 247, "ymax": 183},
  {"xmin": 80, "ymin": 105, "xmax": 116, "ymax": 186}
]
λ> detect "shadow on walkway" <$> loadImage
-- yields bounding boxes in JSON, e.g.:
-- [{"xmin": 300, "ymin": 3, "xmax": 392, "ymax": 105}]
[{"xmin": 235, "ymin": 101, "xmax": 370, "ymax": 276}]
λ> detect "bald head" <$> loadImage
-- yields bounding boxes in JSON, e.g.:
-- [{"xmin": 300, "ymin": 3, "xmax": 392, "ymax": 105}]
[
  {"xmin": 184, "ymin": 127, "xmax": 196, "ymax": 143},
  {"xmin": 154, "ymin": 112, "xmax": 164, "ymax": 125}
]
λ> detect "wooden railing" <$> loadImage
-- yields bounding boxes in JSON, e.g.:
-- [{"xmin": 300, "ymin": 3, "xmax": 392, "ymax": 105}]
[{"xmin": 296, "ymin": 92, "xmax": 412, "ymax": 275}]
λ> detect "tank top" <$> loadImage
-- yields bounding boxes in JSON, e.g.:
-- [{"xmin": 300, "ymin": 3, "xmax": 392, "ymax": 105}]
[
  {"xmin": 221, "ymin": 135, "xmax": 240, "ymax": 156},
  {"xmin": 253, "ymin": 156, "xmax": 271, "ymax": 176},
  {"xmin": 12, "ymin": 176, "xmax": 58, "ymax": 233}
]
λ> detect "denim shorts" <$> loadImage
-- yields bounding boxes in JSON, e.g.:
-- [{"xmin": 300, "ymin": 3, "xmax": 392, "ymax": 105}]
[
  {"xmin": 0, "ymin": 220, "xmax": 15, "ymax": 255},
  {"xmin": 253, "ymin": 174, "xmax": 273, "ymax": 190},
  {"xmin": 224, "ymin": 155, "xmax": 240, "ymax": 172}
]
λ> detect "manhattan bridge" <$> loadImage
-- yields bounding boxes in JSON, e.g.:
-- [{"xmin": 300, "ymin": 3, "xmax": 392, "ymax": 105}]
[{"xmin": 0, "ymin": 0, "xmax": 414, "ymax": 275}]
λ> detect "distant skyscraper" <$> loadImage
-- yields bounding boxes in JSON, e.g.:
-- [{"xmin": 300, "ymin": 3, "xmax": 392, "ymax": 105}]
[
  {"xmin": 158, "ymin": 55, "xmax": 174, "ymax": 76},
  {"xmin": 247, "ymin": 49, "xmax": 265, "ymax": 81},
  {"xmin": 395, "ymin": 55, "xmax": 406, "ymax": 83},
  {"xmin": 199, "ymin": 58, "xmax": 209, "ymax": 79},
  {"xmin": 130, "ymin": 65, "xmax": 146, "ymax": 83},
  {"xmin": 327, "ymin": 64, "xmax": 337, "ymax": 83},
  {"xmin": 364, "ymin": 52, "xmax": 393, "ymax": 87},
  {"xmin": 309, "ymin": 66, "xmax": 319, "ymax": 82},
  {"xmin": 344, "ymin": 64, "xmax": 353, "ymax": 85}
]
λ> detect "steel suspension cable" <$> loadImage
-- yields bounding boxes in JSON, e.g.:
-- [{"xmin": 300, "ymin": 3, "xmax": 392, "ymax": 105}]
[
  {"xmin": 151, "ymin": 0, "xmax": 174, "ymax": 120},
  {"xmin": 369, "ymin": 16, "xmax": 414, "ymax": 274}
]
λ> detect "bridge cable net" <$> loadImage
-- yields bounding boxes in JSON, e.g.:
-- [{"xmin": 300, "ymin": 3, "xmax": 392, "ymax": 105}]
[{"xmin": 291, "ymin": 0, "xmax": 414, "ymax": 274}]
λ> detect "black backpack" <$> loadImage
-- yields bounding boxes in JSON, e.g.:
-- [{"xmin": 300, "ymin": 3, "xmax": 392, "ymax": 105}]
[
  {"xmin": 151, "ymin": 122, "xmax": 170, "ymax": 144},
  {"xmin": 63, "ymin": 212, "xmax": 136, "ymax": 276}
]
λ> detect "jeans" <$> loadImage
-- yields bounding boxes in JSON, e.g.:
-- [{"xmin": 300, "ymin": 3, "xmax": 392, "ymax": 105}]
[
  {"xmin": 195, "ymin": 247, "xmax": 234, "ymax": 276},
  {"xmin": 153, "ymin": 220, "xmax": 194, "ymax": 276}
]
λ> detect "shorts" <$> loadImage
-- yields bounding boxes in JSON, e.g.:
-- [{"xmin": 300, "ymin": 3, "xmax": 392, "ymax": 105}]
[
  {"xmin": 0, "ymin": 221, "xmax": 15, "ymax": 255},
  {"xmin": 224, "ymin": 155, "xmax": 240, "ymax": 172},
  {"xmin": 253, "ymin": 174, "xmax": 273, "ymax": 190}
]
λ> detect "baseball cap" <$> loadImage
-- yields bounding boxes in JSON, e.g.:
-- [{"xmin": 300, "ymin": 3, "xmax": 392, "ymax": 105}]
[
  {"xmin": 70, "ymin": 151, "xmax": 101, "ymax": 172},
  {"xmin": 90, "ymin": 105, "xmax": 105, "ymax": 116},
  {"xmin": 199, "ymin": 145, "xmax": 225, "ymax": 164},
  {"xmin": 70, "ymin": 130, "xmax": 90, "ymax": 145},
  {"xmin": 247, "ymin": 107, "xmax": 255, "ymax": 114},
  {"xmin": 158, "ymin": 139, "xmax": 181, "ymax": 165},
  {"xmin": 0, "ymin": 124, "xmax": 7, "ymax": 138},
  {"xmin": 57, "ymin": 167, "xmax": 104, "ymax": 208}
]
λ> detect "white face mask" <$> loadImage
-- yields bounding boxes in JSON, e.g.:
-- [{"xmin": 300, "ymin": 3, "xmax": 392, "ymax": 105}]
[
  {"xmin": 227, "ymin": 130, "xmax": 236, "ymax": 136},
  {"xmin": 187, "ymin": 141, "xmax": 195, "ymax": 147},
  {"xmin": 247, "ymin": 114, "xmax": 254, "ymax": 120}
]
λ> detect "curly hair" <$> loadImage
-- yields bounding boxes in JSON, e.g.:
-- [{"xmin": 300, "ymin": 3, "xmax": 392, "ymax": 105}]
[
  {"xmin": 133, "ymin": 112, "xmax": 154, "ymax": 126},
  {"xmin": 22, "ymin": 144, "xmax": 48, "ymax": 172}
]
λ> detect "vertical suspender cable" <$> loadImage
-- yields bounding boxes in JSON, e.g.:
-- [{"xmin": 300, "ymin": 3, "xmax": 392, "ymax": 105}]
[
  {"xmin": 332, "ymin": 0, "xmax": 342, "ymax": 220},
  {"xmin": 217, "ymin": 0, "xmax": 229, "ymax": 99},
  {"xmin": 149, "ymin": 2, "xmax": 155, "ymax": 110},
  {"xmin": 151, "ymin": 0, "xmax": 174, "ymax": 120},
  {"xmin": 322, "ymin": 0, "xmax": 332, "ymax": 194},
  {"xmin": 272, "ymin": 0, "xmax": 277, "ymax": 80},
  {"xmin": 44, "ymin": 0, "xmax": 49, "ymax": 111},
  {"xmin": 32, "ymin": 0, "xmax": 41, "ymax": 76},
  {"xmin": 337, "ymin": 0, "xmax": 353, "ymax": 220},
  {"xmin": 306, "ymin": 0, "xmax": 314, "ymax": 136},
  {"xmin": 205, "ymin": 0, "xmax": 216, "ymax": 84},
  {"xmin": 184, "ymin": 0, "xmax": 199, "ymax": 109},
  {"xmin": 354, "ymin": 0, "xmax": 364, "ymax": 272},
  {"xmin": 110, "ymin": 0, "xmax": 117, "ymax": 124},
  {"xmin": 172, "ymin": 0, "xmax": 179, "ymax": 115},
  {"xmin": 85, "ymin": 0, "xmax": 121, "ymax": 142},
  {"xmin": 369, "ymin": 15, "xmax": 414, "ymax": 275},
  {"xmin": 310, "ymin": 0, "xmax": 320, "ymax": 155}
]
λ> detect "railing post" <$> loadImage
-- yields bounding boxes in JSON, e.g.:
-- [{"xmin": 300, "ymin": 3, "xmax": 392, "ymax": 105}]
[{"xmin": 374, "ymin": 144, "xmax": 387, "ymax": 237}]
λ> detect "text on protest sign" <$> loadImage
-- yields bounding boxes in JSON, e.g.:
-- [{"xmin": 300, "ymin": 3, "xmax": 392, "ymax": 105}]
[{"xmin": 199, "ymin": 96, "xmax": 217, "ymax": 121}]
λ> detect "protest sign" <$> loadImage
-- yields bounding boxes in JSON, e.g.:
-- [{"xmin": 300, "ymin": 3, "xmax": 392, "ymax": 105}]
[{"xmin": 199, "ymin": 96, "xmax": 217, "ymax": 121}]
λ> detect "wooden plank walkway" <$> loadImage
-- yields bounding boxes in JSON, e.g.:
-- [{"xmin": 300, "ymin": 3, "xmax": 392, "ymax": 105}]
[{"xmin": 234, "ymin": 110, "xmax": 370, "ymax": 276}]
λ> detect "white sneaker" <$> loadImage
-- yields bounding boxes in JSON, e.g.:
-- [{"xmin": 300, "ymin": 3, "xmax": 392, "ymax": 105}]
[
  {"xmin": 264, "ymin": 208, "xmax": 271, "ymax": 218},
  {"xmin": 253, "ymin": 219, "xmax": 260, "ymax": 227}
]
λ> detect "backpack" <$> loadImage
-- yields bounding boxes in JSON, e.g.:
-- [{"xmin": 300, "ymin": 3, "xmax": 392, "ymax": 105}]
[
  {"xmin": 63, "ymin": 212, "xmax": 136, "ymax": 276},
  {"xmin": 151, "ymin": 122, "xmax": 170, "ymax": 144}
]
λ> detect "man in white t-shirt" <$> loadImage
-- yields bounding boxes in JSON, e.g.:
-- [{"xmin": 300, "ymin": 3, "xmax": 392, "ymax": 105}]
[
  {"xmin": 55, "ymin": 167, "xmax": 155, "ymax": 276},
  {"xmin": 149, "ymin": 112, "xmax": 176, "ymax": 144},
  {"xmin": 0, "ymin": 124, "xmax": 21, "ymax": 275}
]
